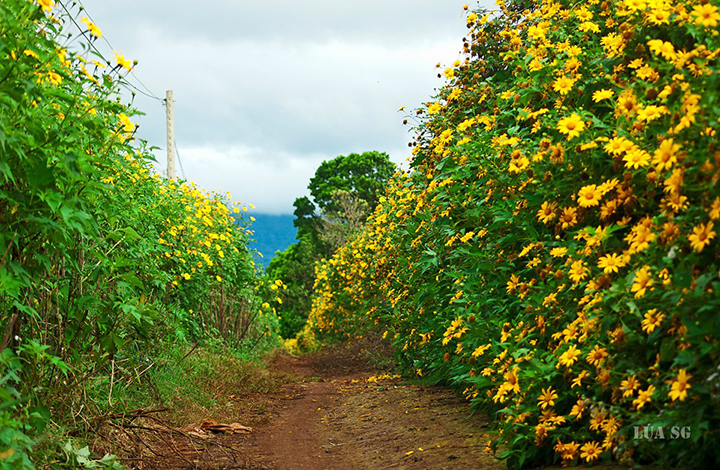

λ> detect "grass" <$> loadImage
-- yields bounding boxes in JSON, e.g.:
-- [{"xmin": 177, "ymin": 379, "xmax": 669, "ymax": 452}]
[{"xmin": 133, "ymin": 341, "xmax": 285, "ymax": 425}]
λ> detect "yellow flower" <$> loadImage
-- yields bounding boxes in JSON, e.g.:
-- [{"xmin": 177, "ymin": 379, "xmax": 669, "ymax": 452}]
[
  {"xmin": 558, "ymin": 344, "xmax": 581, "ymax": 368},
  {"xmin": 592, "ymin": 89, "xmax": 614, "ymax": 102},
  {"xmin": 460, "ymin": 231, "xmax": 475, "ymax": 243},
  {"xmin": 559, "ymin": 207, "xmax": 578, "ymax": 229},
  {"xmin": 46, "ymin": 72, "xmax": 62, "ymax": 86},
  {"xmin": 553, "ymin": 76, "xmax": 576, "ymax": 95},
  {"xmin": 577, "ymin": 184, "xmax": 602, "ymax": 207},
  {"xmin": 580, "ymin": 441, "xmax": 602, "ymax": 462},
  {"xmin": 621, "ymin": 375, "xmax": 639, "ymax": 398},
  {"xmin": 506, "ymin": 274, "xmax": 520, "ymax": 294},
  {"xmin": 36, "ymin": 0, "xmax": 54, "ymax": 13},
  {"xmin": 630, "ymin": 266, "xmax": 654, "ymax": 298},
  {"xmin": 647, "ymin": 39, "xmax": 676, "ymax": 61},
  {"xmin": 118, "ymin": 113, "xmax": 135, "ymax": 134},
  {"xmin": 80, "ymin": 17, "xmax": 103, "ymax": 38},
  {"xmin": 604, "ymin": 136, "xmax": 633, "ymax": 155},
  {"xmin": 586, "ymin": 345, "xmax": 608, "ymax": 367},
  {"xmin": 616, "ymin": 90, "xmax": 637, "ymax": 116},
  {"xmin": 601, "ymin": 32, "xmax": 625, "ymax": 56},
  {"xmin": 572, "ymin": 370, "xmax": 589, "ymax": 388},
  {"xmin": 710, "ymin": 198, "xmax": 720, "ymax": 220},
  {"xmin": 536, "ymin": 201, "xmax": 557, "ymax": 224},
  {"xmin": 668, "ymin": 369, "xmax": 692, "ymax": 402},
  {"xmin": 652, "ymin": 139, "xmax": 680, "ymax": 172},
  {"xmin": 527, "ymin": 24, "xmax": 546, "ymax": 40},
  {"xmin": 569, "ymin": 260, "xmax": 588, "ymax": 283},
  {"xmin": 502, "ymin": 367, "xmax": 521, "ymax": 394},
  {"xmin": 216, "ymin": 275, "xmax": 222, "ymax": 282},
  {"xmin": 641, "ymin": 309, "xmax": 665, "ymax": 334},
  {"xmin": 623, "ymin": 0, "xmax": 646, "ymax": 12},
  {"xmin": 557, "ymin": 113, "xmax": 585, "ymax": 140},
  {"xmin": 597, "ymin": 178, "xmax": 619, "ymax": 195},
  {"xmin": 537, "ymin": 387, "xmax": 558, "ymax": 409},
  {"xmin": 688, "ymin": 222, "xmax": 716, "ymax": 252},
  {"xmin": 622, "ymin": 148, "xmax": 651, "ymax": 169},
  {"xmin": 578, "ymin": 21, "xmax": 600, "ymax": 33},
  {"xmin": 597, "ymin": 253, "xmax": 626, "ymax": 274},
  {"xmin": 550, "ymin": 247, "xmax": 567, "ymax": 258},
  {"xmin": 428, "ymin": 103, "xmax": 441, "ymax": 115},
  {"xmin": 113, "ymin": 51, "xmax": 133, "ymax": 70},
  {"xmin": 633, "ymin": 385, "xmax": 656, "ymax": 410},
  {"xmin": 692, "ymin": 3, "xmax": 720, "ymax": 27},
  {"xmin": 647, "ymin": 6, "xmax": 672, "ymax": 25},
  {"xmin": 636, "ymin": 104, "xmax": 666, "ymax": 122},
  {"xmin": 570, "ymin": 399, "xmax": 586, "ymax": 420},
  {"xmin": 182, "ymin": 272, "xmax": 191, "ymax": 280},
  {"xmin": 472, "ymin": 343, "xmax": 491, "ymax": 358}
]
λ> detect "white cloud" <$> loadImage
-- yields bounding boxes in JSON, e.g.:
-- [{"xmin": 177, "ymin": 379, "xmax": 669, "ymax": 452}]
[{"xmin": 167, "ymin": 145, "xmax": 320, "ymax": 214}]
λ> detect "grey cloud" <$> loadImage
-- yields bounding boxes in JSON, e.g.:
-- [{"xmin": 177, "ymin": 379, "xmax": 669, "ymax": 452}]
[
  {"xmin": 74, "ymin": 0, "xmax": 490, "ymax": 213},
  {"xmin": 81, "ymin": 0, "xmax": 483, "ymax": 43}
]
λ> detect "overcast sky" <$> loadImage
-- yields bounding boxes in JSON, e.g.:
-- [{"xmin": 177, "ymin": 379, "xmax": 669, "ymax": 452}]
[{"xmin": 73, "ymin": 0, "xmax": 487, "ymax": 214}]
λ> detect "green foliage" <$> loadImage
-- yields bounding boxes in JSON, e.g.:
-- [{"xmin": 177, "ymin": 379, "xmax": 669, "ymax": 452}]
[
  {"xmin": 304, "ymin": 1, "xmax": 720, "ymax": 469},
  {"xmin": 292, "ymin": 151, "xmax": 394, "ymax": 257},
  {"xmin": 0, "ymin": 350, "xmax": 33, "ymax": 469},
  {"xmin": 307, "ymin": 151, "xmax": 395, "ymax": 214},
  {"xmin": 266, "ymin": 236, "xmax": 316, "ymax": 338},
  {"xmin": 61, "ymin": 443, "xmax": 123, "ymax": 469}
]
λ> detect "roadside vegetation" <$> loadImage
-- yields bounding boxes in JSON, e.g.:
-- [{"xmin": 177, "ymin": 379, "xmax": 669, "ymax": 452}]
[
  {"xmin": 296, "ymin": 0, "xmax": 720, "ymax": 468},
  {"xmin": 0, "ymin": 1, "xmax": 279, "ymax": 467}
]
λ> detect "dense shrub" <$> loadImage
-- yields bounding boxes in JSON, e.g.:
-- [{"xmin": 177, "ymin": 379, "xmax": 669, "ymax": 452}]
[
  {"xmin": 300, "ymin": 0, "xmax": 720, "ymax": 468},
  {"xmin": 0, "ymin": 0, "xmax": 277, "ymax": 465}
]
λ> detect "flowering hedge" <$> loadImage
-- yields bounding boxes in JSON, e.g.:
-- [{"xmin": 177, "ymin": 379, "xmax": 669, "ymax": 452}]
[
  {"xmin": 0, "ymin": 0, "xmax": 277, "ymax": 465},
  {"xmin": 299, "ymin": 0, "xmax": 720, "ymax": 467}
]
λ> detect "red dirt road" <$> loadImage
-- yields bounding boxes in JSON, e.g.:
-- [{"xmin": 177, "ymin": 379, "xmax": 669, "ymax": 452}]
[
  {"xmin": 119, "ymin": 344, "xmax": 504, "ymax": 469},
  {"xmin": 248, "ymin": 348, "xmax": 503, "ymax": 470}
]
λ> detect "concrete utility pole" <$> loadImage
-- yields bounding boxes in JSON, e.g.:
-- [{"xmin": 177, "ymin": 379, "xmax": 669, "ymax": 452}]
[{"xmin": 166, "ymin": 90, "xmax": 176, "ymax": 180}]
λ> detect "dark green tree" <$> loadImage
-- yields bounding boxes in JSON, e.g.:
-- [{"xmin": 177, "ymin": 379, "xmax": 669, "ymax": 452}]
[
  {"xmin": 307, "ymin": 151, "xmax": 394, "ymax": 214},
  {"xmin": 266, "ymin": 237, "xmax": 316, "ymax": 338},
  {"xmin": 267, "ymin": 151, "xmax": 394, "ymax": 338}
]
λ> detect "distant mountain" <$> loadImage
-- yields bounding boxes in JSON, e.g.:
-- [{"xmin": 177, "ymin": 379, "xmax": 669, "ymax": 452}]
[{"xmin": 243, "ymin": 214, "xmax": 297, "ymax": 268}]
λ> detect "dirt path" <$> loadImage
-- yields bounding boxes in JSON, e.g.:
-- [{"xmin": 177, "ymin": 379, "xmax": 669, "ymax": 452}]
[
  {"xmin": 248, "ymin": 346, "xmax": 502, "ymax": 470},
  {"xmin": 120, "ymin": 343, "xmax": 504, "ymax": 469}
]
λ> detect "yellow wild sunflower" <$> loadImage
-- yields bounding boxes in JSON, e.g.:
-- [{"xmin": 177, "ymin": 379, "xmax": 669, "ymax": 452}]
[{"xmin": 557, "ymin": 113, "xmax": 585, "ymax": 139}]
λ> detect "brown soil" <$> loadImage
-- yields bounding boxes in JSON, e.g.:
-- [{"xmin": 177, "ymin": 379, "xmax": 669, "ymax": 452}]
[{"xmin": 114, "ymin": 343, "xmax": 504, "ymax": 470}]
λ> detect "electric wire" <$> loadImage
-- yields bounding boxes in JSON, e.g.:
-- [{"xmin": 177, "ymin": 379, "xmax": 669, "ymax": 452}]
[
  {"xmin": 174, "ymin": 140, "xmax": 187, "ymax": 180},
  {"xmin": 57, "ymin": 0, "xmax": 165, "ymax": 104},
  {"xmin": 57, "ymin": 0, "xmax": 182, "ymax": 180}
]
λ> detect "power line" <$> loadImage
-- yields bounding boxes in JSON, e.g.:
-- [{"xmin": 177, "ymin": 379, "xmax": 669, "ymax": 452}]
[
  {"xmin": 57, "ymin": 0, "xmax": 179, "ymax": 181},
  {"xmin": 57, "ymin": 0, "xmax": 165, "ymax": 104},
  {"xmin": 174, "ymin": 140, "xmax": 186, "ymax": 180}
]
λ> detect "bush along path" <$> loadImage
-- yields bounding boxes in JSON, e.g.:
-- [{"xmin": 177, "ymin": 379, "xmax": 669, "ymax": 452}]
[
  {"xmin": 291, "ymin": 0, "xmax": 720, "ymax": 469},
  {"xmin": 0, "ymin": 1, "xmax": 279, "ymax": 466}
]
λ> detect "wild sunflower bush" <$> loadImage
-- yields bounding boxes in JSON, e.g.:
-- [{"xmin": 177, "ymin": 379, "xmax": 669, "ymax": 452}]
[
  {"xmin": 0, "ymin": 0, "xmax": 277, "ymax": 465},
  {"xmin": 301, "ymin": 0, "xmax": 720, "ymax": 467}
]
